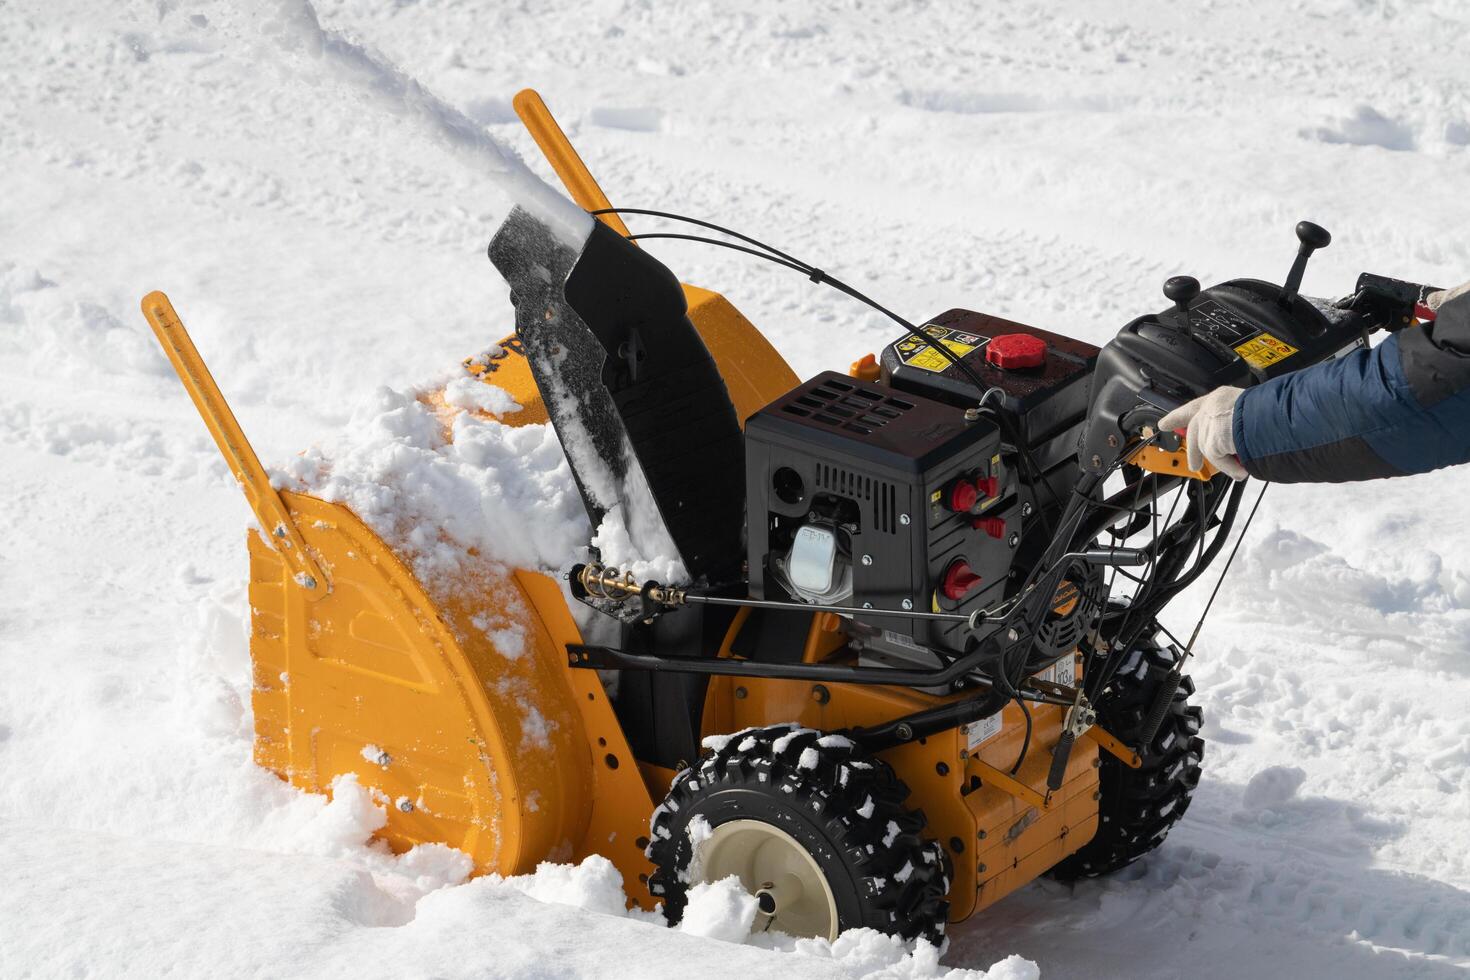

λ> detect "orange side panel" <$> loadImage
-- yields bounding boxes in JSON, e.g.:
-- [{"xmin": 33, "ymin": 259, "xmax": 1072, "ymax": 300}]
[
  {"xmin": 515, "ymin": 570, "xmax": 658, "ymax": 907},
  {"xmin": 248, "ymin": 493, "xmax": 594, "ymax": 876}
]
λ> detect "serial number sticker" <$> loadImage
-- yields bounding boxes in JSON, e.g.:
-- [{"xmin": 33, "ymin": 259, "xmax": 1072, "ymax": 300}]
[
  {"xmin": 1053, "ymin": 656, "xmax": 1077, "ymax": 688},
  {"xmin": 965, "ymin": 712, "xmax": 1004, "ymax": 752},
  {"xmin": 1234, "ymin": 332, "xmax": 1299, "ymax": 369},
  {"xmin": 896, "ymin": 325, "xmax": 989, "ymax": 374},
  {"xmin": 882, "ymin": 629, "xmax": 924, "ymax": 652}
]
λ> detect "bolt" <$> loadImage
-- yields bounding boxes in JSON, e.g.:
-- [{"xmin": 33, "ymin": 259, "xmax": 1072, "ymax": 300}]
[
  {"xmin": 1022, "ymin": 502, "xmax": 1034, "ymax": 517},
  {"xmin": 936, "ymin": 761, "xmax": 950, "ymax": 776},
  {"xmin": 862, "ymin": 602, "xmax": 873, "ymax": 609},
  {"xmin": 895, "ymin": 723, "xmax": 914, "ymax": 741},
  {"xmin": 899, "ymin": 513, "xmax": 911, "ymax": 526},
  {"xmin": 977, "ymin": 863, "xmax": 988, "ymax": 873},
  {"xmin": 901, "ymin": 599, "xmax": 914, "ymax": 610},
  {"xmin": 1007, "ymin": 628, "xmax": 1020, "ymax": 642},
  {"xmin": 1092, "ymin": 757, "xmax": 1101, "ymax": 768},
  {"xmin": 811, "ymin": 684, "xmax": 830, "ymax": 705},
  {"xmin": 977, "ymin": 830, "xmax": 987, "ymax": 840},
  {"xmin": 397, "ymin": 798, "xmax": 414, "ymax": 813},
  {"xmin": 1091, "ymin": 454, "xmax": 1103, "ymax": 469},
  {"xmin": 1107, "ymin": 434, "xmax": 1119, "ymax": 448},
  {"xmin": 1008, "ymin": 532, "xmax": 1020, "ymax": 547},
  {"xmin": 861, "ymin": 554, "xmax": 873, "ymax": 566},
  {"xmin": 1093, "ymin": 790, "xmax": 1102, "ymax": 801},
  {"xmin": 964, "ymin": 407, "xmax": 981, "ymax": 422},
  {"xmin": 734, "ymin": 686, "xmax": 748, "ymax": 699}
]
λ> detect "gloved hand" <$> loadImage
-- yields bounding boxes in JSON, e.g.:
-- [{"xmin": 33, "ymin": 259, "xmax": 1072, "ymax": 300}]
[
  {"xmin": 1426, "ymin": 280, "xmax": 1470, "ymax": 312},
  {"xmin": 1158, "ymin": 386, "xmax": 1249, "ymax": 481}
]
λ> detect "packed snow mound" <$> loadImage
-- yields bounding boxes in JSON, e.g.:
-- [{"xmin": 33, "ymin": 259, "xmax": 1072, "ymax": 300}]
[
  {"xmin": 273, "ymin": 376, "xmax": 588, "ymax": 596},
  {"xmin": 271, "ymin": 371, "xmax": 687, "ymax": 605}
]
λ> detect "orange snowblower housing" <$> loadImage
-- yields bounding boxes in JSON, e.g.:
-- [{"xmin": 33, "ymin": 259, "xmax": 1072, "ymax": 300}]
[{"xmin": 164, "ymin": 88, "xmax": 1433, "ymax": 944}]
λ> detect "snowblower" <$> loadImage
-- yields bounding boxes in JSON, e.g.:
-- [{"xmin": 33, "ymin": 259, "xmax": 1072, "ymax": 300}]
[{"xmin": 142, "ymin": 90, "xmax": 1439, "ymax": 943}]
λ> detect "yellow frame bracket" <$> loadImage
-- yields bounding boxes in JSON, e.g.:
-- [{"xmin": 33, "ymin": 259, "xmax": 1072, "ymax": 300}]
[
  {"xmin": 141, "ymin": 291, "xmax": 328, "ymax": 599},
  {"xmin": 1082, "ymin": 725, "xmax": 1143, "ymax": 769},
  {"xmin": 968, "ymin": 757, "xmax": 1052, "ymax": 811}
]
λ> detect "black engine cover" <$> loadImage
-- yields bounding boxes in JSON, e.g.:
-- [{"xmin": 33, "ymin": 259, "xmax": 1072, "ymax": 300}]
[{"xmin": 744, "ymin": 370, "xmax": 1005, "ymax": 653}]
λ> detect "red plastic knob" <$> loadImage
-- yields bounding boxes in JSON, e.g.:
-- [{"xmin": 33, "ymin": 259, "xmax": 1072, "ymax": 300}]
[
  {"xmin": 945, "ymin": 479, "xmax": 979, "ymax": 513},
  {"xmin": 985, "ymin": 333, "xmax": 1047, "ymax": 370},
  {"xmin": 975, "ymin": 476, "xmax": 999, "ymax": 499},
  {"xmin": 941, "ymin": 560, "xmax": 983, "ymax": 601},
  {"xmin": 973, "ymin": 516, "xmax": 1006, "ymax": 539}
]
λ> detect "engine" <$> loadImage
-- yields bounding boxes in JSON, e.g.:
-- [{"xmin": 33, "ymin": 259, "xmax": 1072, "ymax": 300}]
[{"xmin": 744, "ymin": 311, "xmax": 1098, "ymax": 670}]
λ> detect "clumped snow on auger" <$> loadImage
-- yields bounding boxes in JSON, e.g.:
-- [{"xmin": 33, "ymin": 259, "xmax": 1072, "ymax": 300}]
[{"xmin": 146, "ymin": 90, "xmax": 1440, "ymax": 944}]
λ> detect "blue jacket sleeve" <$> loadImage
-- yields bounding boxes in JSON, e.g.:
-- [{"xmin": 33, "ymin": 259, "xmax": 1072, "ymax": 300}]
[{"xmin": 1232, "ymin": 292, "xmax": 1470, "ymax": 483}]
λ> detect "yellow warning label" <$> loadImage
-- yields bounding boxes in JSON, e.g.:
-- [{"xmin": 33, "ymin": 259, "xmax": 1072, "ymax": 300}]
[
  {"xmin": 1233, "ymin": 332, "xmax": 1298, "ymax": 369},
  {"xmin": 896, "ymin": 325, "xmax": 985, "ymax": 374}
]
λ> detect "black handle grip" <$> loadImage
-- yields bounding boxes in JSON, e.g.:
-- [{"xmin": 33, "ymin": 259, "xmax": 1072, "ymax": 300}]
[{"xmin": 1047, "ymin": 730, "xmax": 1076, "ymax": 792}]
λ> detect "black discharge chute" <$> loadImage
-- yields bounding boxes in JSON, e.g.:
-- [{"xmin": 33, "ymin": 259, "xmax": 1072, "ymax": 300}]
[{"xmin": 489, "ymin": 209, "xmax": 746, "ymax": 610}]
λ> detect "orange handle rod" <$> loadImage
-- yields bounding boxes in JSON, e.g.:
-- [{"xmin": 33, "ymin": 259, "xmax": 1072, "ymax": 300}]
[
  {"xmin": 512, "ymin": 88, "xmax": 634, "ymax": 240},
  {"xmin": 140, "ymin": 291, "xmax": 327, "ymax": 598}
]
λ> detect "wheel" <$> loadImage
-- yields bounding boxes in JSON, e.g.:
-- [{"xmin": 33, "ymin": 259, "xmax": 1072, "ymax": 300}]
[
  {"xmin": 1049, "ymin": 636, "xmax": 1205, "ymax": 880},
  {"xmin": 646, "ymin": 724, "xmax": 950, "ymax": 943}
]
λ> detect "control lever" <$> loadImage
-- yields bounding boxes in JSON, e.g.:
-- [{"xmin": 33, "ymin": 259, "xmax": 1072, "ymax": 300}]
[
  {"xmin": 1048, "ymin": 694, "xmax": 1096, "ymax": 792},
  {"xmin": 1162, "ymin": 275, "xmax": 1200, "ymax": 326},
  {"xmin": 1281, "ymin": 220, "xmax": 1332, "ymax": 306}
]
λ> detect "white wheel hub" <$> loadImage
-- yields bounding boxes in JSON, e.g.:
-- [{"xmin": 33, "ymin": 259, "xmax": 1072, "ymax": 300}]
[{"xmin": 695, "ymin": 819, "xmax": 840, "ymax": 941}]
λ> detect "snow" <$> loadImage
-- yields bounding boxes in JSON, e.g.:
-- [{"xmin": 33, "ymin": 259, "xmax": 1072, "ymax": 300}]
[
  {"xmin": 680, "ymin": 876, "xmax": 762, "ymax": 942},
  {"xmin": 3, "ymin": 0, "xmax": 1470, "ymax": 978}
]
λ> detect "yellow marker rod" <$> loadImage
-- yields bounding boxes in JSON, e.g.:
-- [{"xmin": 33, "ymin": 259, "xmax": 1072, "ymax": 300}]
[
  {"xmin": 512, "ymin": 88, "xmax": 634, "ymax": 240},
  {"xmin": 140, "ymin": 291, "xmax": 327, "ymax": 598}
]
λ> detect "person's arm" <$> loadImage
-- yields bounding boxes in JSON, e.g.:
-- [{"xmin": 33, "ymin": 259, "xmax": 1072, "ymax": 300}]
[{"xmin": 1161, "ymin": 285, "xmax": 1470, "ymax": 483}]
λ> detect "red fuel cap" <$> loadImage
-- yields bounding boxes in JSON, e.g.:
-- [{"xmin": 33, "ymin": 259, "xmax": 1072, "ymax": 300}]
[
  {"xmin": 986, "ymin": 333, "xmax": 1047, "ymax": 370},
  {"xmin": 941, "ymin": 560, "xmax": 983, "ymax": 601},
  {"xmin": 945, "ymin": 478, "xmax": 979, "ymax": 513}
]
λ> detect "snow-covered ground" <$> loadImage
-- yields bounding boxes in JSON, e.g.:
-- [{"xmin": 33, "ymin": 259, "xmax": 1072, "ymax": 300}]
[{"xmin": 4, "ymin": 0, "xmax": 1470, "ymax": 977}]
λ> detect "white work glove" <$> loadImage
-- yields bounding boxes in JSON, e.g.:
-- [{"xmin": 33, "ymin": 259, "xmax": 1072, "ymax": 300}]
[
  {"xmin": 1158, "ymin": 386, "xmax": 1249, "ymax": 481},
  {"xmin": 1426, "ymin": 280, "xmax": 1470, "ymax": 312}
]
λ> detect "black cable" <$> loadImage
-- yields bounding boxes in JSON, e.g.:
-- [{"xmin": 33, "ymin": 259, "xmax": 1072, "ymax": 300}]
[
  {"xmin": 600, "ymin": 209, "xmax": 995, "ymax": 399},
  {"xmin": 1010, "ymin": 696, "xmax": 1033, "ymax": 775},
  {"xmin": 620, "ymin": 233, "xmax": 813, "ymax": 277}
]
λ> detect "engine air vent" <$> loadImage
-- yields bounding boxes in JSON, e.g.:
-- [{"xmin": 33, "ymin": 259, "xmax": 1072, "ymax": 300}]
[
  {"xmin": 815, "ymin": 463, "xmax": 899, "ymax": 534},
  {"xmin": 781, "ymin": 378, "xmax": 913, "ymax": 433}
]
